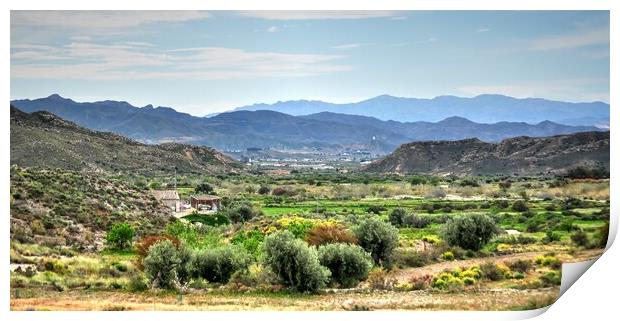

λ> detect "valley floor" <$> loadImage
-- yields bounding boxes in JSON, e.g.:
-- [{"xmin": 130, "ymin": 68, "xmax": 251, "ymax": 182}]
[{"xmin": 10, "ymin": 249, "xmax": 603, "ymax": 311}]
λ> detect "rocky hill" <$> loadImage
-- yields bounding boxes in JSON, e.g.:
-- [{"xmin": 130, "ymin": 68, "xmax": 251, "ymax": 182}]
[
  {"xmin": 10, "ymin": 166, "xmax": 175, "ymax": 250},
  {"xmin": 10, "ymin": 106, "xmax": 244, "ymax": 175},
  {"xmin": 364, "ymin": 131, "xmax": 610, "ymax": 176}
]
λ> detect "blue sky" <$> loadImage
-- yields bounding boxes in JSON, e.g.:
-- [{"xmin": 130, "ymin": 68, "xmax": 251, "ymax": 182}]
[{"xmin": 10, "ymin": 10, "xmax": 609, "ymax": 115}]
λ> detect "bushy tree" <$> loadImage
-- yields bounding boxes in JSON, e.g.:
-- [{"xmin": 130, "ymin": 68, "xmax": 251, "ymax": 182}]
[
  {"xmin": 389, "ymin": 208, "xmax": 407, "ymax": 227},
  {"xmin": 258, "ymin": 185, "xmax": 271, "ymax": 195},
  {"xmin": 222, "ymin": 201, "xmax": 259, "ymax": 223},
  {"xmin": 143, "ymin": 240, "xmax": 184, "ymax": 289},
  {"xmin": 193, "ymin": 245, "xmax": 251, "ymax": 283},
  {"xmin": 195, "ymin": 182, "xmax": 215, "ymax": 194},
  {"xmin": 318, "ymin": 243, "xmax": 373, "ymax": 288},
  {"xmin": 175, "ymin": 245, "xmax": 195, "ymax": 284},
  {"xmin": 402, "ymin": 213, "xmax": 430, "ymax": 228},
  {"xmin": 409, "ymin": 175, "xmax": 427, "ymax": 186},
  {"xmin": 511, "ymin": 200, "xmax": 529, "ymax": 212},
  {"xmin": 262, "ymin": 231, "xmax": 330, "ymax": 293},
  {"xmin": 105, "ymin": 223, "xmax": 135, "ymax": 250},
  {"xmin": 353, "ymin": 217, "xmax": 399, "ymax": 267},
  {"xmin": 443, "ymin": 214, "xmax": 500, "ymax": 251}
]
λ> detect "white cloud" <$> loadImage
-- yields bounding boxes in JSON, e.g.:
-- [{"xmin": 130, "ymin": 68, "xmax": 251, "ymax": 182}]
[
  {"xmin": 236, "ymin": 11, "xmax": 398, "ymax": 20},
  {"xmin": 267, "ymin": 26, "xmax": 280, "ymax": 33},
  {"xmin": 332, "ymin": 43, "xmax": 363, "ymax": 50},
  {"xmin": 11, "ymin": 42, "xmax": 352, "ymax": 80},
  {"xmin": 11, "ymin": 11, "xmax": 211, "ymax": 30},
  {"xmin": 529, "ymin": 28, "xmax": 609, "ymax": 51},
  {"xmin": 476, "ymin": 28, "xmax": 490, "ymax": 33},
  {"xmin": 457, "ymin": 78, "xmax": 609, "ymax": 103}
]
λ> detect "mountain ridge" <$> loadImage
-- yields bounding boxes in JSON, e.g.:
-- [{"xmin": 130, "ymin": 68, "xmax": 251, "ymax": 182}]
[
  {"xmin": 364, "ymin": 131, "xmax": 610, "ymax": 176},
  {"xmin": 10, "ymin": 106, "xmax": 244, "ymax": 175},
  {"xmin": 10, "ymin": 94, "xmax": 606, "ymax": 153},
  {"xmin": 232, "ymin": 94, "xmax": 609, "ymax": 127}
]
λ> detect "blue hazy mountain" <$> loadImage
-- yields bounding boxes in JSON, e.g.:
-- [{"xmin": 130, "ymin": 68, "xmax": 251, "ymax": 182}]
[
  {"xmin": 10, "ymin": 94, "xmax": 605, "ymax": 153},
  {"xmin": 234, "ymin": 94, "xmax": 609, "ymax": 127}
]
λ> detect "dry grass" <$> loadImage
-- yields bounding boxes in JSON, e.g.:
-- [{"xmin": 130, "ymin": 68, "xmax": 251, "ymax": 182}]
[{"xmin": 11, "ymin": 287, "xmax": 559, "ymax": 311}]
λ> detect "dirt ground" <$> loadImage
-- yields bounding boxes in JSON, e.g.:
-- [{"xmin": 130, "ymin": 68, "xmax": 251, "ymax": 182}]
[{"xmin": 10, "ymin": 287, "xmax": 559, "ymax": 311}]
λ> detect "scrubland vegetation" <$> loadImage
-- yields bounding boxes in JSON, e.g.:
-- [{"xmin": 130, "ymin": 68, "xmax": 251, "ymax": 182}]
[{"xmin": 10, "ymin": 168, "xmax": 609, "ymax": 310}]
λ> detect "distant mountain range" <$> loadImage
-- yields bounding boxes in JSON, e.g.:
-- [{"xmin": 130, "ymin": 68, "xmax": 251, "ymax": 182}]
[
  {"xmin": 365, "ymin": 131, "xmax": 610, "ymax": 176},
  {"xmin": 234, "ymin": 94, "xmax": 610, "ymax": 127},
  {"xmin": 10, "ymin": 106, "xmax": 243, "ymax": 175},
  {"xmin": 10, "ymin": 94, "xmax": 606, "ymax": 154}
]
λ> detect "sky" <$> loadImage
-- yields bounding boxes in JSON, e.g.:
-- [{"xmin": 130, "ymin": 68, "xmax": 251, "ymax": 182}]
[{"xmin": 10, "ymin": 10, "xmax": 610, "ymax": 116}]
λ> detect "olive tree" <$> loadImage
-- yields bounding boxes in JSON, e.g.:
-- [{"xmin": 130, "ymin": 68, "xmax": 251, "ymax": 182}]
[
  {"xmin": 318, "ymin": 243, "xmax": 373, "ymax": 288},
  {"xmin": 353, "ymin": 217, "xmax": 399, "ymax": 267},
  {"xmin": 262, "ymin": 231, "xmax": 330, "ymax": 293},
  {"xmin": 443, "ymin": 214, "xmax": 500, "ymax": 251}
]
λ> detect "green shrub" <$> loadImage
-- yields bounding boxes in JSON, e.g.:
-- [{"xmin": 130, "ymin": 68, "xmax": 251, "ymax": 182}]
[
  {"xmin": 318, "ymin": 243, "xmax": 373, "ymax": 288},
  {"xmin": 536, "ymin": 255, "xmax": 562, "ymax": 270},
  {"xmin": 223, "ymin": 202, "xmax": 259, "ymax": 223},
  {"xmin": 231, "ymin": 230, "xmax": 265, "ymax": 256},
  {"xmin": 443, "ymin": 214, "xmax": 500, "ymax": 251},
  {"xmin": 402, "ymin": 213, "xmax": 430, "ymax": 228},
  {"xmin": 43, "ymin": 260, "xmax": 67, "ymax": 274},
  {"xmin": 366, "ymin": 205, "xmax": 387, "ymax": 214},
  {"xmin": 393, "ymin": 248, "xmax": 432, "ymax": 268},
  {"xmin": 459, "ymin": 178, "xmax": 479, "ymax": 187},
  {"xmin": 462, "ymin": 276, "xmax": 476, "ymax": 285},
  {"xmin": 143, "ymin": 240, "xmax": 188, "ymax": 289},
  {"xmin": 128, "ymin": 274, "xmax": 149, "ymax": 292},
  {"xmin": 262, "ymin": 231, "xmax": 330, "ymax": 293},
  {"xmin": 176, "ymin": 245, "xmax": 195, "ymax": 284},
  {"xmin": 432, "ymin": 272, "xmax": 464, "ymax": 290},
  {"xmin": 543, "ymin": 231, "xmax": 562, "ymax": 244},
  {"xmin": 193, "ymin": 245, "xmax": 251, "ymax": 284},
  {"xmin": 540, "ymin": 271, "xmax": 561, "ymax": 286},
  {"xmin": 353, "ymin": 217, "xmax": 399, "ymax": 267},
  {"xmin": 480, "ymin": 262, "xmax": 505, "ymax": 281},
  {"xmin": 105, "ymin": 223, "xmax": 135, "ymax": 250},
  {"xmin": 511, "ymin": 200, "xmax": 529, "ymax": 212},
  {"xmin": 409, "ymin": 175, "xmax": 427, "ymax": 186},
  {"xmin": 111, "ymin": 262, "xmax": 128, "ymax": 272},
  {"xmin": 258, "ymin": 185, "xmax": 271, "ymax": 195},
  {"xmin": 389, "ymin": 208, "xmax": 407, "ymax": 227},
  {"xmin": 571, "ymin": 229, "xmax": 590, "ymax": 247},
  {"xmin": 507, "ymin": 259, "xmax": 533, "ymax": 273},
  {"xmin": 441, "ymin": 251, "xmax": 455, "ymax": 261},
  {"xmin": 422, "ymin": 235, "xmax": 441, "ymax": 244}
]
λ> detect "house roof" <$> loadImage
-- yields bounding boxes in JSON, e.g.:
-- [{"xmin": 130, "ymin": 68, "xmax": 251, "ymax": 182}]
[
  {"xmin": 191, "ymin": 195, "xmax": 220, "ymax": 201},
  {"xmin": 152, "ymin": 190, "xmax": 180, "ymax": 201}
]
